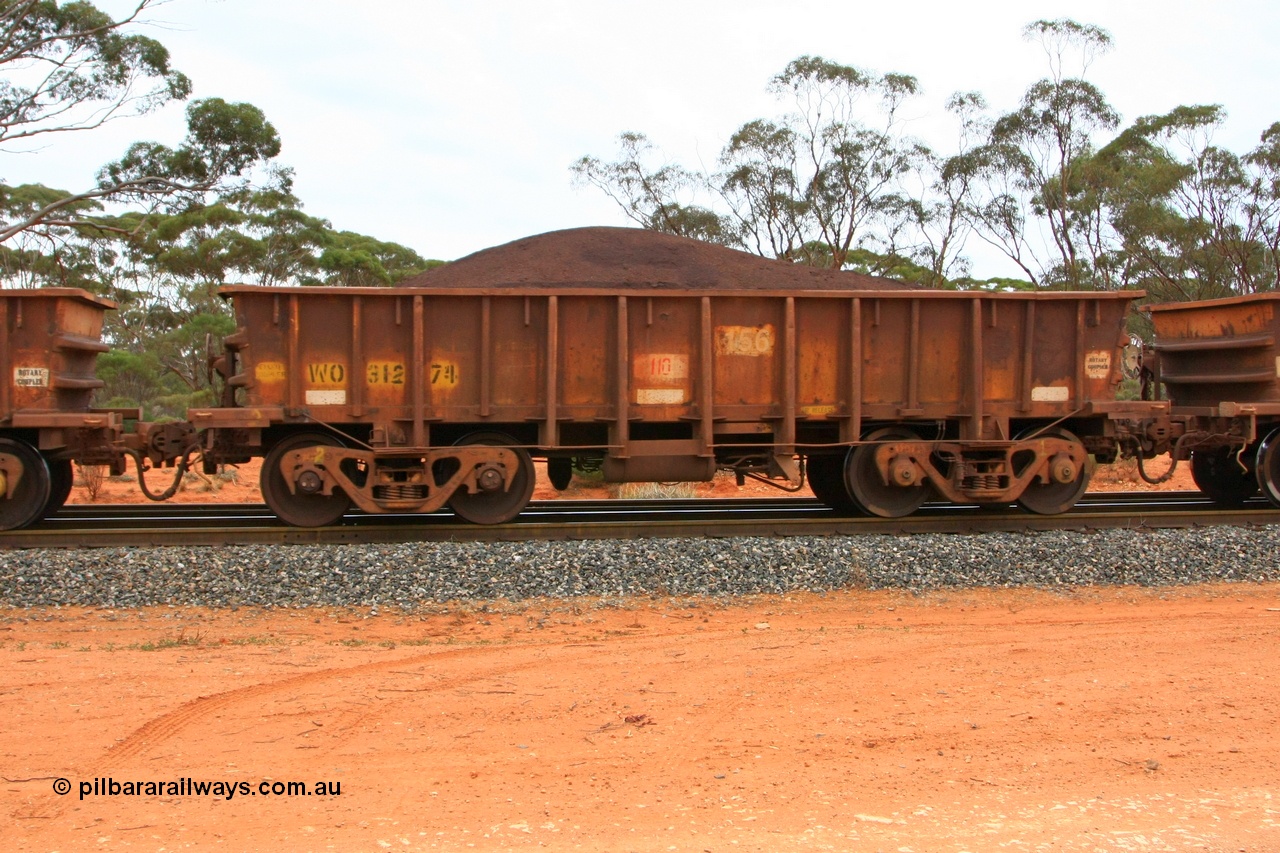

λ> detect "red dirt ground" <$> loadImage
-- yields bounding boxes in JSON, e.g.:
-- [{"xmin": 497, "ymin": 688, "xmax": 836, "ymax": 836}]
[
  {"xmin": 2, "ymin": 585, "xmax": 1277, "ymax": 851},
  {"xmin": 17, "ymin": 457, "xmax": 1263, "ymax": 851}
]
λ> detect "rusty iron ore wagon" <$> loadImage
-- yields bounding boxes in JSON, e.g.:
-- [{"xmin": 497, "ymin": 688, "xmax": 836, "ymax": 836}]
[
  {"xmin": 0, "ymin": 288, "xmax": 195, "ymax": 529},
  {"xmin": 188, "ymin": 230, "xmax": 1157, "ymax": 526},
  {"xmin": 1146, "ymin": 292, "xmax": 1280, "ymax": 506}
]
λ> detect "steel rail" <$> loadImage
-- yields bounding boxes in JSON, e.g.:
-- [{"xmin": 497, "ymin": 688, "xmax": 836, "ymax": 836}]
[{"xmin": 2, "ymin": 492, "xmax": 1278, "ymax": 548}]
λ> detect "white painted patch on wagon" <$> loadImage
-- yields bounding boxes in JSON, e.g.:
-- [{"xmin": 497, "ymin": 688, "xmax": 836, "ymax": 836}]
[
  {"xmin": 1031, "ymin": 386, "xmax": 1070, "ymax": 402},
  {"xmin": 305, "ymin": 390, "xmax": 347, "ymax": 405}
]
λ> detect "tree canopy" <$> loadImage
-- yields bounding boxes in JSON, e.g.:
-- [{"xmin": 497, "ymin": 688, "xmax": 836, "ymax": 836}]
[
  {"xmin": 574, "ymin": 19, "xmax": 1280, "ymax": 298},
  {"xmin": 0, "ymin": 1, "xmax": 283, "ymax": 242},
  {"xmin": 0, "ymin": 0, "xmax": 438, "ymax": 418}
]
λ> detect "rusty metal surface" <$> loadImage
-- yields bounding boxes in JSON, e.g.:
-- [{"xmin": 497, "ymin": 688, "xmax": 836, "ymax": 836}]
[
  {"xmin": 196, "ymin": 280, "xmax": 1150, "ymax": 520},
  {"xmin": 1147, "ymin": 293, "xmax": 1280, "ymax": 407},
  {"xmin": 0, "ymin": 289, "xmax": 199, "ymax": 529},
  {"xmin": 206, "ymin": 287, "xmax": 1138, "ymax": 451},
  {"xmin": 0, "ymin": 288, "xmax": 115, "ymax": 423}
]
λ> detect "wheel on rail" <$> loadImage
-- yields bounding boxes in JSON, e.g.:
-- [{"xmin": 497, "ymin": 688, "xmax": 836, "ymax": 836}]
[
  {"xmin": 1190, "ymin": 446, "xmax": 1258, "ymax": 506},
  {"xmin": 260, "ymin": 432, "xmax": 351, "ymax": 527},
  {"xmin": 447, "ymin": 432, "xmax": 535, "ymax": 525},
  {"xmin": 1254, "ymin": 427, "xmax": 1280, "ymax": 507},
  {"xmin": 1013, "ymin": 427, "xmax": 1091, "ymax": 515},
  {"xmin": 805, "ymin": 454, "xmax": 860, "ymax": 514},
  {"xmin": 0, "ymin": 438, "xmax": 52, "ymax": 531},
  {"xmin": 39, "ymin": 459, "xmax": 74, "ymax": 521},
  {"xmin": 844, "ymin": 427, "xmax": 931, "ymax": 518}
]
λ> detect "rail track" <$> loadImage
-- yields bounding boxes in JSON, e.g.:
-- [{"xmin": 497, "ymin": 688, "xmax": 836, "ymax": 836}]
[{"xmin": 2, "ymin": 492, "xmax": 1278, "ymax": 548}]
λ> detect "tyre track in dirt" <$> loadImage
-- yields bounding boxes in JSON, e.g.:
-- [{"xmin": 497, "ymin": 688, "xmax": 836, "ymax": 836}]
[
  {"xmin": 10, "ymin": 645, "xmax": 518, "ymax": 823},
  {"xmin": 8, "ymin": 590, "xmax": 1278, "ymax": 850},
  {"xmin": 102, "ymin": 646, "xmax": 536, "ymax": 766},
  {"xmin": 10, "ymin": 627, "xmax": 724, "ymax": 825}
]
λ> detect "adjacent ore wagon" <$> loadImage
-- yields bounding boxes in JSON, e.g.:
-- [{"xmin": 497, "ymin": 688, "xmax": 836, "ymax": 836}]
[
  {"xmin": 0, "ymin": 288, "xmax": 115, "ymax": 528},
  {"xmin": 0, "ymin": 289, "xmax": 197, "ymax": 527},
  {"xmin": 1146, "ymin": 292, "xmax": 1280, "ymax": 506},
  {"xmin": 193, "ymin": 228, "xmax": 1158, "ymax": 526},
  {"xmin": 0, "ymin": 288, "xmax": 196, "ymax": 530}
]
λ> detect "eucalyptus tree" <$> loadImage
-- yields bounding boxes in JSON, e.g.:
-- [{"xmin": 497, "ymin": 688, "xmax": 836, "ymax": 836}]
[
  {"xmin": 87, "ymin": 183, "xmax": 435, "ymax": 416},
  {"xmin": 571, "ymin": 131, "xmax": 733, "ymax": 245},
  {"xmin": 1093, "ymin": 107, "xmax": 1280, "ymax": 301},
  {"xmin": 964, "ymin": 19, "xmax": 1119, "ymax": 288},
  {"xmin": 574, "ymin": 56, "xmax": 934, "ymax": 275},
  {"xmin": 0, "ymin": 1, "xmax": 281, "ymax": 248},
  {"xmin": 748, "ymin": 56, "xmax": 927, "ymax": 270},
  {"xmin": 907, "ymin": 91, "xmax": 990, "ymax": 286}
]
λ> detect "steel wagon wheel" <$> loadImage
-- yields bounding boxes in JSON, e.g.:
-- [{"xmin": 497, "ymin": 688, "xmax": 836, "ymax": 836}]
[
  {"xmin": 0, "ymin": 438, "xmax": 52, "ymax": 531},
  {"xmin": 260, "ymin": 433, "xmax": 351, "ymax": 527},
  {"xmin": 1014, "ymin": 427, "xmax": 1091, "ymax": 515},
  {"xmin": 39, "ymin": 459, "xmax": 74, "ymax": 520},
  {"xmin": 844, "ymin": 427, "xmax": 932, "ymax": 518},
  {"xmin": 1190, "ymin": 446, "xmax": 1258, "ymax": 506},
  {"xmin": 447, "ymin": 432, "xmax": 535, "ymax": 525},
  {"xmin": 805, "ymin": 454, "xmax": 860, "ymax": 514},
  {"xmin": 1254, "ymin": 427, "xmax": 1280, "ymax": 507}
]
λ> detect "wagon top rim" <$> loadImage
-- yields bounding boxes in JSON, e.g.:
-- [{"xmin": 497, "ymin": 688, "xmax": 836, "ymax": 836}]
[{"xmin": 216, "ymin": 283, "xmax": 1145, "ymax": 302}]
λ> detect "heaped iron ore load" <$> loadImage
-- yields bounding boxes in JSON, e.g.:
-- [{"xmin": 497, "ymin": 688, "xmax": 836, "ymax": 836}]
[
  {"xmin": 405, "ymin": 226, "xmax": 920, "ymax": 291},
  {"xmin": 0, "ymin": 289, "xmax": 197, "ymax": 529},
  {"xmin": 190, "ymin": 228, "xmax": 1162, "ymax": 526},
  {"xmin": 1146, "ymin": 293, "xmax": 1280, "ymax": 506}
]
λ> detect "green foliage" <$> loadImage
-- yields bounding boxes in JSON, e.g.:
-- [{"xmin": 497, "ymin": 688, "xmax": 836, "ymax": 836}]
[
  {"xmin": 576, "ymin": 55, "xmax": 931, "ymax": 272},
  {"xmin": 574, "ymin": 19, "xmax": 1277, "ymax": 300},
  {"xmin": 1087, "ymin": 106, "xmax": 1280, "ymax": 299},
  {"xmin": 318, "ymin": 230, "xmax": 436, "ymax": 287},
  {"xmin": 0, "ymin": 0, "xmax": 191, "ymax": 147},
  {"xmin": 96, "ymin": 98, "xmax": 281, "ymax": 201},
  {"xmin": 571, "ymin": 131, "xmax": 734, "ymax": 243},
  {"xmin": 0, "ymin": 3, "xmax": 440, "ymax": 418},
  {"xmin": 72, "ymin": 190, "xmax": 436, "ymax": 415},
  {"xmin": 0, "ymin": 2, "xmax": 280, "ymax": 243}
]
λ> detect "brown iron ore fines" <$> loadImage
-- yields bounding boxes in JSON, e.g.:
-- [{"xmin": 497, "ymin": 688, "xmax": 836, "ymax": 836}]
[{"xmin": 399, "ymin": 226, "xmax": 918, "ymax": 291}]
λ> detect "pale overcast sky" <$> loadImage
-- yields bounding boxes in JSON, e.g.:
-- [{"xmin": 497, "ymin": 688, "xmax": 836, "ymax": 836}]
[{"xmin": 14, "ymin": 0, "xmax": 1280, "ymax": 277}]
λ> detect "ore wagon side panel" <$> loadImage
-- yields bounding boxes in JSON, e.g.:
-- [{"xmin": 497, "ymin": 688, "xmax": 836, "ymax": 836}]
[
  {"xmin": 359, "ymin": 295, "xmax": 411, "ymax": 413},
  {"xmin": 975, "ymin": 295, "xmax": 1131, "ymax": 422},
  {"xmin": 710, "ymin": 296, "xmax": 782, "ymax": 414},
  {"xmin": 1147, "ymin": 294, "xmax": 1280, "ymax": 408},
  {"xmin": 793, "ymin": 297, "xmax": 843, "ymax": 416},
  {"xmin": 1145, "ymin": 293, "xmax": 1280, "ymax": 510},
  {"xmin": 1, "ymin": 289, "xmax": 111, "ymax": 418},
  {"xmin": 223, "ymin": 286, "xmax": 1136, "ymax": 443},
  {"xmin": 627, "ymin": 295, "xmax": 699, "ymax": 419},
  {"xmin": 915, "ymin": 299, "xmax": 967, "ymax": 409},
  {"xmin": 0, "ymin": 288, "xmax": 172, "ymax": 531},
  {"xmin": 208, "ymin": 285, "xmax": 1148, "ymax": 525}
]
